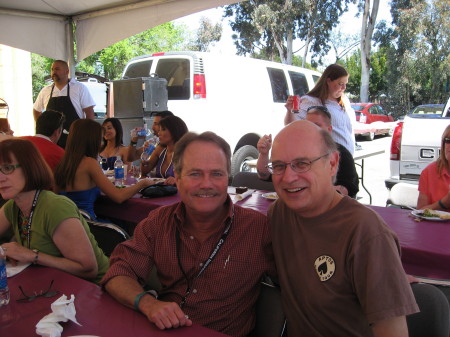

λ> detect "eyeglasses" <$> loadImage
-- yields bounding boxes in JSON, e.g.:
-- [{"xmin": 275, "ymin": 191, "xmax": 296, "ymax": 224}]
[
  {"xmin": 266, "ymin": 153, "xmax": 329, "ymax": 175},
  {"xmin": 16, "ymin": 280, "xmax": 60, "ymax": 302},
  {"xmin": 0, "ymin": 164, "xmax": 21, "ymax": 175},
  {"xmin": 444, "ymin": 137, "xmax": 450, "ymax": 144}
]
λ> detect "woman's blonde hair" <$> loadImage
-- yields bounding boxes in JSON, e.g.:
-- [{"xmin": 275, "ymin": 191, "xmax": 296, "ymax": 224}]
[{"xmin": 437, "ymin": 124, "xmax": 450, "ymax": 176}]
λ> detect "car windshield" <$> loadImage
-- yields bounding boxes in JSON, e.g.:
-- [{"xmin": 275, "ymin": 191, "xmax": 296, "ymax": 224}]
[
  {"xmin": 410, "ymin": 105, "xmax": 444, "ymax": 115},
  {"xmin": 351, "ymin": 105, "xmax": 365, "ymax": 111}
]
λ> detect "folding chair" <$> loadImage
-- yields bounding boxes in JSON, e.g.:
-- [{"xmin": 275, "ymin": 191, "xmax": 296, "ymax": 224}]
[
  {"xmin": 87, "ymin": 221, "xmax": 130, "ymax": 256},
  {"xmin": 407, "ymin": 283, "xmax": 450, "ymax": 337},
  {"xmin": 250, "ymin": 277, "xmax": 286, "ymax": 337},
  {"xmin": 386, "ymin": 182, "xmax": 419, "ymax": 209},
  {"xmin": 231, "ymin": 172, "xmax": 275, "ymax": 192}
]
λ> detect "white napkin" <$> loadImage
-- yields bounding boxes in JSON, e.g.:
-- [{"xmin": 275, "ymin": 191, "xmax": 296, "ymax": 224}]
[
  {"xmin": 6, "ymin": 261, "xmax": 31, "ymax": 277},
  {"xmin": 36, "ymin": 294, "xmax": 81, "ymax": 337},
  {"xmin": 233, "ymin": 190, "xmax": 253, "ymax": 203}
]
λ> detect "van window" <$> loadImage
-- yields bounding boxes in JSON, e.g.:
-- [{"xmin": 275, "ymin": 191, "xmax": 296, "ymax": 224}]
[
  {"xmin": 155, "ymin": 59, "xmax": 190, "ymax": 100},
  {"xmin": 289, "ymin": 71, "xmax": 309, "ymax": 96},
  {"xmin": 124, "ymin": 60, "xmax": 152, "ymax": 78},
  {"xmin": 312, "ymin": 75, "xmax": 320, "ymax": 83},
  {"xmin": 267, "ymin": 68, "xmax": 288, "ymax": 103}
]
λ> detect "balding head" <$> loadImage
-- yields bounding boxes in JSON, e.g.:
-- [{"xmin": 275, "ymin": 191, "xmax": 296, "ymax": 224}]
[{"xmin": 270, "ymin": 120, "xmax": 340, "ymax": 217}]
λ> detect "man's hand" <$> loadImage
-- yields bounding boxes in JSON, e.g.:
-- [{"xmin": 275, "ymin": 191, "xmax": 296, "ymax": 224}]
[
  {"xmin": 140, "ymin": 297, "xmax": 192, "ymax": 330},
  {"xmin": 257, "ymin": 134, "xmax": 272, "ymax": 156}
]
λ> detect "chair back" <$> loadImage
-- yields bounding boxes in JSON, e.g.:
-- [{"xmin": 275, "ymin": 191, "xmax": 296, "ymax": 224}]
[
  {"xmin": 87, "ymin": 221, "xmax": 130, "ymax": 256},
  {"xmin": 407, "ymin": 283, "xmax": 450, "ymax": 337},
  {"xmin": 231, "ymin": 172, "xmax": 275, "ymax": 192},
  {"xmin": 250, "ymin": 278, "xmax": 286, "ymax": 337},
  {"xmin": 386, "ymin": 182, "xmax": 419, "ymax": 208}
]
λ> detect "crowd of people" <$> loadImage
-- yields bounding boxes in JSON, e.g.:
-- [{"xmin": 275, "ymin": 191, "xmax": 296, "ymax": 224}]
[{"xmin": 1, "ymin": 60, "xmax": 449, "ymax": 336}]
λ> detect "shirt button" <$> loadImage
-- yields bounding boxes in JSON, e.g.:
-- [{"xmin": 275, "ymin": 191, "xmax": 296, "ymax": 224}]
[
  {"xmin": 190, "ymin": 236, "xmax": 194, "ymax": 240},
  {"xmin": 192, "ymin": 289, "xmax": 197, "ymax": 294},
  {"xmin": 199, "ymin": 262, "xmax": 203, "ymax": 267}
]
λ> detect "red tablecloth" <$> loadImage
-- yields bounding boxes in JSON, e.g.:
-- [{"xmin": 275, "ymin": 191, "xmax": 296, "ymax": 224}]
[
  {"xmin": 95, "ymin": 192, "xmax": 450, "ymax": 280},
  {"xmin": 0, "ymin": 266, "xmax": 229, "ymax": 337}
]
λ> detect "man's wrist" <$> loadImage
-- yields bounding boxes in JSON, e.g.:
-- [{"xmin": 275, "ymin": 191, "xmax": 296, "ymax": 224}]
[
  {"xmin": 130, "ymin": 140, "xmax": 138, "ymax": 146},
  {"xmin": 134, "ymin": 290, "xmax": 158, "ymax": 312}
]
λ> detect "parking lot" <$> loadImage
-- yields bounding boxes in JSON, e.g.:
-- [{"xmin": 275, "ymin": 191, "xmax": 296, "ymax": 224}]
[{"xmin": 355, "ymin": 135, "xmax": 393, "ymax": 206}]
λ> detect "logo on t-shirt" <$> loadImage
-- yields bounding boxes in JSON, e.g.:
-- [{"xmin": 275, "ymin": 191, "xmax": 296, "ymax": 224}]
[{"xmin": 314, "ymin": 255, "xmax": 335, "ymax": 281}]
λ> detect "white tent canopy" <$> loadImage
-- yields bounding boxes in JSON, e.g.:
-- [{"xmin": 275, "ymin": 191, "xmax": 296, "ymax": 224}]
[{"xmin": 0, "ymin": 0, "xmax": 239, "ymax": 62}]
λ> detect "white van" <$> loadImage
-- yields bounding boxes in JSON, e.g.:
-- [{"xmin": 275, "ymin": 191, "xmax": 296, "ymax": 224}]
[{"xmin": 121, "ymin": 51, "xmax": 320, "ymax": 175}]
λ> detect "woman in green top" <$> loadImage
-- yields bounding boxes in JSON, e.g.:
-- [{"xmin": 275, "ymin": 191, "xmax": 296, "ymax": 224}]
[{"xmin": 0, "ymin": 138, "xmax": 108, "ymax": 283}]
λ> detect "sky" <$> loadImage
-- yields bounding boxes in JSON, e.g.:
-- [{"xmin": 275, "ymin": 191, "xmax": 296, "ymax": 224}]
[{"xmin": 172, "ymin": 1, "xmax": 393, "ymax": 67}]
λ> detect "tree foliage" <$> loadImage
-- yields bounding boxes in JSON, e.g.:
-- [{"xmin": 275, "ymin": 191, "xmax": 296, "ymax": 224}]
[
  {"xmin": 374, "ymin": 0, "xmax": 449, "ymax": 114},
  {"xmin": 187, "ymin": 16, "xmax": 222, "ymax": 52},
  {"xmin": 224, "ymin": 0, "xmax": 351, "ymax": 66},
  {"xmin": 32, "ymin": 22, "xmax": 188, "ymax": 98}
]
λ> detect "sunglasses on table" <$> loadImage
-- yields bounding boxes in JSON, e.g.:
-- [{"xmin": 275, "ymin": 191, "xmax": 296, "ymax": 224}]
[{"xmin": 16, "ymin": 280, "xmax": 60, "ymax": 303}]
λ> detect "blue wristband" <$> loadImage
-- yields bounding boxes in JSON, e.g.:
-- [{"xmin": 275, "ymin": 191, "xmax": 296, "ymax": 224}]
[{"xmin": 134, "ymin": 290, "xmax": 158, "ymax": 312}]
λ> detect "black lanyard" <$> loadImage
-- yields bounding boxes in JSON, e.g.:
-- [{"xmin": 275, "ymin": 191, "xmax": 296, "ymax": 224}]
[
  {"xmin": 175, "ymin": 206, "xmax": 234, "ymax": 307},
  {"xmin": 18, "ymin": 190, "xmax": 41, "ymax": 249}
]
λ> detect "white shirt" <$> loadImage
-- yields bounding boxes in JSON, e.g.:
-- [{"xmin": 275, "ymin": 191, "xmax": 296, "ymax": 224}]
[
  {"xmin": 33, "ymin": 78, "xmax": 96, "ymax": 119},
  {"xmin": 294, "ymin": 95, "xmax": 356, "ymax": 154}
]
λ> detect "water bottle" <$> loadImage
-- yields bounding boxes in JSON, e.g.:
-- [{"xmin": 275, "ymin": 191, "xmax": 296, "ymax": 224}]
[
  {"xmin": 0, "ymin": 246, "xmax": 10, "ymax": 306},
  {"xmin": 140, "ymin": 135, "xmax": 158, "ymax": 162},
  {"xmin": 114, "ymin": 156, "xmax": 125, "ymax": 187},
  {"xmin": 137, "ymin": 121, "xmax": 152, "ymax": 137}
]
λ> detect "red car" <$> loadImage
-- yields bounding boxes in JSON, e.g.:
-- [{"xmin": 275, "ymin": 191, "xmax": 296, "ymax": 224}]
[{"xmin": 351, "ymin": 103, "xmax": 394, "ymax": 124}]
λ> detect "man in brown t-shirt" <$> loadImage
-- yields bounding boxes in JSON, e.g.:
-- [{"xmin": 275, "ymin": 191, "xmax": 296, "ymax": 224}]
[{"xmin": 267, "ymin": 120, "xmax": 418, "ymax": 336}]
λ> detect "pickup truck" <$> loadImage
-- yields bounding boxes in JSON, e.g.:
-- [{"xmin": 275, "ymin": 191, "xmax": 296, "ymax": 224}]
[{"xmin": 385, "ymin": 98, "xmax": 450, "ymax": 189}]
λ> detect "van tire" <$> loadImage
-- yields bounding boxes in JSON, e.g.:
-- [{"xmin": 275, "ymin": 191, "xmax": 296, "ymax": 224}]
[{"xmin": 231, "ymin": 145, "xmax": 259, "ymax": 177}]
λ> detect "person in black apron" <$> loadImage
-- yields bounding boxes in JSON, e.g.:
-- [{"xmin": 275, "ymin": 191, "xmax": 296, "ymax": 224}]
[{"xmin": 46, "ymin": 82, "xmax": 79, "ymax": 149}]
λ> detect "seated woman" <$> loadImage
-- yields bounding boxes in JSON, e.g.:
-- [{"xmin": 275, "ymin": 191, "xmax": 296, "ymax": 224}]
[
  {"xmin": 99, "ymin": 118, "xmax": 130, "ymax": 170},
  {"xmin": 417, "ymin": 124, "xmax": 450, "ymax": 210},
  {"xmin": 141, "ymin": 115, "xmax": 188, "ymax": 185},
  {"xmin": 0, "ymin": 118, "xmax": 14, "ymax": 136},
  {"xmin": 0, "ymin": 138, "xmax": 108, "ymax": 283},
  {"xmin": 54, "ymin": 119, "xmax": 154, "ymax": 220}
]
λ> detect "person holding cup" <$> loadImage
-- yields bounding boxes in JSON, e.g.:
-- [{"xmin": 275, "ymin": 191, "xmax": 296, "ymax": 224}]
[{"xmin": 284, "ymin": 64, "xmax": 356, "ymax": 155}]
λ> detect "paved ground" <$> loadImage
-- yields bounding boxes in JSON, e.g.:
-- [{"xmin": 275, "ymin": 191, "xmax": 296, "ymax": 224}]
[{"xmin": 354, "ymin": 135, "xmax": 393, "ymax": 207}]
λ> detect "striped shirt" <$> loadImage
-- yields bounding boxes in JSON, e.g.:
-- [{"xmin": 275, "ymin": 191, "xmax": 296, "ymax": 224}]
[{"xmin": 102, "ymin": 197, "xmax": 275, "ymax": 337}]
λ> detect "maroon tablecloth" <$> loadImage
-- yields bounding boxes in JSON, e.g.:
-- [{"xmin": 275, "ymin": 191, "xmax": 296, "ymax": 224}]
[
  {"xmin": 95, "ymin": 192, "xmax": 450, "ymax": 280},
  {"xmin": 0, "ymin": 266, "xmax": 229, "ymax": 337}
]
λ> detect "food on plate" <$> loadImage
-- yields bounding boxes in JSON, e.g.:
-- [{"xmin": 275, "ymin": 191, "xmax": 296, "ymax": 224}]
[
  {"xmin": 262, "ymin": 192, "xmax": 278, "ymax": 200},
  {"xmin": 422, "ymin": 208, "xmax": 450, "ymax": 220},
  {"xmin": 235, "ymin": 186, "xmax": 248, "ymax": 194}
]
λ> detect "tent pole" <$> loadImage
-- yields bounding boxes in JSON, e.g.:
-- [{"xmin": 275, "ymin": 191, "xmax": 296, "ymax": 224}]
[{"xmin": 66, "ymin": 17, "xmax": 76, "ymax": 78}]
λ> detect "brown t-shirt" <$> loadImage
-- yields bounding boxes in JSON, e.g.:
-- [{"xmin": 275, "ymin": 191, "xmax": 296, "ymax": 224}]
[{"xmin": 268, "ymin": 196, "xmax": 419, "ymax": 336}]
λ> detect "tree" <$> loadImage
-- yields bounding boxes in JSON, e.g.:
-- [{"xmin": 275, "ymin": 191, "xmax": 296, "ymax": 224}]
[
  {"xmin": 187, "ymin": 16, "xmax": 222, "ymax": 52},
  {"xmin": 224, "ymin": 0, "xmax": 351, "ymax": 66},
  {"xmin": 329, "ymin": 29, "xmax": 359, "ymax": 63},
  {"xmin": 359, "ymin": 0, "xmax": 380, "ymax": 102},
  {"xmin": 373, "ymin": 0, "xmax": 449, "ymax": 114},
  {"xmin": 31, "ymin": 22, "xmax": 189, "ymax": 99}
]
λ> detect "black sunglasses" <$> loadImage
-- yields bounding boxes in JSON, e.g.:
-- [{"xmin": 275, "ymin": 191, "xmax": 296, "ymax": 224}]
[{"xmin": 16, "ymin": 280, "xmax": 60, "ymax": 303}]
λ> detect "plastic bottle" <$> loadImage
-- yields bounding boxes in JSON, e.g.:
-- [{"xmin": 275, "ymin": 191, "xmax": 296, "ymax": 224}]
[
  {"xmin": 137, "ymin": 121, "xmax": 152, "ymax": 137},
  {"xmin": 140, "ymin": 135, "xmax": 159, "ymax": 162},
  {"xmin": 0, "ymin": 246, "xmax": 10, "ymax": 306},
  {"xmin": 114, "ymin": 156, "xmax": 125, "ymax": 187}
]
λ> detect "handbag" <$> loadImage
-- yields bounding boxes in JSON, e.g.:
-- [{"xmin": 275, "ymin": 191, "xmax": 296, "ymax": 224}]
[{"xmin": 139, "ymin": 185, "xmax": 178, "ymax": 198}]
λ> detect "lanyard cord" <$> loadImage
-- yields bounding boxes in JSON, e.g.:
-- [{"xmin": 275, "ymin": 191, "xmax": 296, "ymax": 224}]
[
  {"xmin": 175, "ymin": 206, "xmax": 234, "ymax": 307},
  {"xmin": 17, "ymin": 190, "xmax": 41, "ymax": 249}
]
